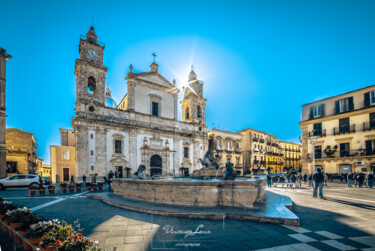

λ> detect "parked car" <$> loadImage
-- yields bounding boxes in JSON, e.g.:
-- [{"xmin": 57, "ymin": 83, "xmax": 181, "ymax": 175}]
[
  {"xmin": 42, "ymin": 177, "xmax": 50, "ymax": 185},
  {"xmin": 0, "ymin": 174, "xmax": 40, "ymax": 190}
]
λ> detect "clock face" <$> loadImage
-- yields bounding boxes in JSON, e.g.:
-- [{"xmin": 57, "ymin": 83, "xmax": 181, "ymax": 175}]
[{"xmin": 87, "ymin": 49, "xmax": 97, "ymax": 58}]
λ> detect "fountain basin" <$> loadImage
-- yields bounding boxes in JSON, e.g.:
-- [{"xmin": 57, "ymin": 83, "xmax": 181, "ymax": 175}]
[{"xmin": 111, "ymin": 177, "xmax": 267, "ymax": 208}]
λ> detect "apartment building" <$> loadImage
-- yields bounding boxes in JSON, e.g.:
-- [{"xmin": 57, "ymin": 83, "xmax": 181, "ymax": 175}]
[{"xmin": 300, "ymin": 85, "xmax": 375, "ymax": 175}]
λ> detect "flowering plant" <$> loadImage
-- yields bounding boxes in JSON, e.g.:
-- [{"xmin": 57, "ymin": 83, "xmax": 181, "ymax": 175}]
[
  {"xmin": 24, "ymin": 220, "xmax": 54, "ymax": 239},
  {"xmin": 16, "ymin": 213, "xmax": 40, "ymax": 231},
  {"xmin": 0, "ymin": 201, "xmax": 17, "ymax": 215},
  {"xmin": 57, "ymin": 233, "xmax": 100, "ymax": 251},
  {"xmin": 3, "ymin": 207, "xmax": 33, "ymax": 223},
  {"xmin": 40, "ymin": 220, "xmax": 82, "ymax": 248}
]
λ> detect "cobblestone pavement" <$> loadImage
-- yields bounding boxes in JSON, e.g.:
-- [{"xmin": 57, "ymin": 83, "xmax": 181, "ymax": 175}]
[{"xmin": 0, "ymin": 182, "xmax": 374, "ymax": 250}]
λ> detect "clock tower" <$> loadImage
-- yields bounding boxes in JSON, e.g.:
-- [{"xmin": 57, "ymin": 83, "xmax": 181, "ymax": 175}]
[{"xmin": 74, "ymin": 27, "xmax": 107, "ymax": 112}]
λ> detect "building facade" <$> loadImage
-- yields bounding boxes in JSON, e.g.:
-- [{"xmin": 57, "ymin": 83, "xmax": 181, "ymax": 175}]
[
  {"xmin": 300, "ymin": 85, "xmax": 375, "ymax": 175},
  {"xmin": 279, "ymin": 141, "xmax": 301, "ymax": 172},
  {"xmin": 0, "ymin": 48, "xmax": 11, "ymax": 177},
  {"xmin": 50, "ymin": 129, "xmax": 76, "ymax": 183},
  {"xmin": 207, "ymin": 129, "xmax": 243, "ymax": 174},
  {"xmin": 6, "ymin": 128, "xmax": 38, "ymax": 175},
  {"xmin": 72, "ymin": 27, "xmax": 208, "ymax": 179},
  {"xmin": 238, "ymin": 128, "xmax": 284, "ymax": 174},
  {"xmin": 37, "ymin": 164, "xmax": 51, "ymax": 179}
]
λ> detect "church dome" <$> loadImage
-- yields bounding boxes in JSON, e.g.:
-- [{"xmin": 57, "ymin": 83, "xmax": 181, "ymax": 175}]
[{"xmin": 105, "ymin": 88, "xmax": 117, "ymax": 108}]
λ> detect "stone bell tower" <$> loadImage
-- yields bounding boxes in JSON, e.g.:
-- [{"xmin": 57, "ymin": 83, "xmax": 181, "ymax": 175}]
[
  {"xmin": 74, "ymin": 26, "xmax": 108, "ymax": 112},
  {"xmin": 0, "ymin": 48, "xmax": 11, "ymax": 178},
  {"xmin": 180, "ymin": 68, "xmax": 207, "ymax": 133}
]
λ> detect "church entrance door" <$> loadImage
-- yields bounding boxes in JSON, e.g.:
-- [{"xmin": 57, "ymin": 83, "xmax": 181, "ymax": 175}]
[
  {"xmin": 150, "ymin": 155, "xmax": 162, "ymax": 177},
  {"xmin": 116, "ymin": 166, "xmax": 123, "ymax": 178}
]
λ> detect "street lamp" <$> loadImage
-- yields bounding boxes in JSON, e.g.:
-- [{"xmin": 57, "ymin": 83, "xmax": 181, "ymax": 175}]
[{"xmin": 309, "ymin": 136, "xmax": 318, "ymax": 173}]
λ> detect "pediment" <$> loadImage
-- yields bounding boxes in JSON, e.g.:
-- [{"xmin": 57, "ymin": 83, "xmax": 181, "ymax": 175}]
[{"xmin": 136, "ymin": 74, "xmax": 174, "ymax": 89}]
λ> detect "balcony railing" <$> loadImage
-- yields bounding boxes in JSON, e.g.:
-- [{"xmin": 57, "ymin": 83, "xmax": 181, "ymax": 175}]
[
  {"xmin": 260, "ymin": 160, "xmax": 266, "ymax": 165},
  {"xmin": 253, "ymin": 148, "xmax": 259, "ymax": 152},
  {"xmin": 253, "ymin": 160, "xmax": 259, "ymax": 164},
  {"xmin": 216, "ymin": 146, "xmax": 224, "ymax": 151},
  {"xmin": 234, "ymin": 148, "xmax": 242, "ymax": 153},
  {"xmin": 307, "ymin": 149, "xmax": 370, "ymax": 159},
  {"xmin": 253, "ymin": 138, "xmax": 259, "ymax": 142},
  {"xmin": 308, "ymin": 129, "xmax": 327, "ymax": 137},
  {"xmin": 267, "ymin": 142, "xmax": 271, "ymax": 145},
  {"xmin": 260, "ymin": 139, "xmax": 265, "ymax": 143},
  {"xmin": 363, "ymin": 122, "xmax": 375, "ymax": 132},
  {"xmin": 333, "ymin": 124, "xmax": 355, "ymax": 136}
]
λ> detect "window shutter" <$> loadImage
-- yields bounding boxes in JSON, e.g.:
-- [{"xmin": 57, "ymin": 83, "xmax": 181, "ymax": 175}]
[
  {"xmin": 309, "ymin": 107, "xmax": 313, "ymax": 119},
  {"xmin": 335, "ymin": 101, "xmax": 340, "ymax": 114},
  {"xmin": 349, "ymin": 97, "xmax": 354, "ymax": 111},
  {"xmin": 320, "ymin": 104, "xmax": 325, "ymax": 117},
  {"xmin": 366, "ymin": 140, "xmax": 372, "ymax": 155},
  {"xmin": 364, "ymin": 92, "xmax": 370, "ymax": 108}
]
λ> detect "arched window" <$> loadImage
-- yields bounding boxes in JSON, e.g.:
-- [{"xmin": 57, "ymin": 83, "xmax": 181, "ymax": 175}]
[
  {"xmin": 88, "ymin": 76, "xmax": 96, "ymax": 95},
  {"xmin": 185, "ymin": 107, "xmax": 190, "ymax": 120},
  {"xmin": 197, "ymin": 105, "xmax": 202, "ymax": 118}
]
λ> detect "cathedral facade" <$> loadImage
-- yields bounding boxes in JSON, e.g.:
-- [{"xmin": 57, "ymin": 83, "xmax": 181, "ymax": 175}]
[{"xmin": 72, "ymin": 27, "xmax": 208, "ymax": 178}]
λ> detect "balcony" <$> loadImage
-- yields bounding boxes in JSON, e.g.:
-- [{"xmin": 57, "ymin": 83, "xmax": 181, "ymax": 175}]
[
  {"xmin": 363, "ymin": 122, "xmax": 375, "ymax": 132},
  {"xmin": 308, "ymin": 129, "xmax": 326, "ymax": 137},
  {"xmin": 253, "ymin": 138, "xmax": 259, "ymax": 142},
  {"xmin": 226, "ymin": 147, "xmax": 234, "ymax": 152},
  {"xmin": 253, "ymin": 148, "xmax": 259, "ymax": 152},
  {"xmin": 259, "ymin": 139, "xmax": 265, "ymax": 143},
  {"xmin": 277, "ymin": 161, "xmax": 283, "ymax": 165},
  {"xmin": 267, "ymin": 142, "xmax": 271, "ymax": 145},
  {"xmin": 260, "ymin": 149, "xmax": 265, "ymax": 153},
  {"xmin": 234, "ymin": 148, "xmax": 242, "ymax": 153},
  {"xmin": 260, "ymin": 160, "xmax": 266, "ymax": 165},
  {"xmin": 333, "ymin": 124, "xmax": 355, "ymax": 136},
  {"xmin": 253, "ymin": 160, "xmax": 259, "ymax": 164},
  {"xmin": 307, "ymin": 149, "xmax": 368, "ymax": 160},
  {"xmin": 216, "ymin": 146, "xmax": 224, "ymax": 151}
]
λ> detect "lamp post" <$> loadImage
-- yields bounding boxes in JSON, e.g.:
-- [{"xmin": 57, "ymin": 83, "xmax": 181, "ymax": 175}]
[{"xmin": 309, "ymin": 136, "xmax": 318, "ymax": 173}]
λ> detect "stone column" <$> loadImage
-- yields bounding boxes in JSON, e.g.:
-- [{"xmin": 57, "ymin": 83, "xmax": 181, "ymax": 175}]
[
  {"xmin": 0, "ymin": 48, "xmax": 11, "ymax": 178},
  {"xmin": 128, "ymin": 129, "xmax": 137, "ymax": 171},
  {"xmin": 75, "ymin": 125, "xmax": 88, "ymax": 178},
  {"xmin": 95, "ymin": 127, "xmax": 107, "ymax": 177}
]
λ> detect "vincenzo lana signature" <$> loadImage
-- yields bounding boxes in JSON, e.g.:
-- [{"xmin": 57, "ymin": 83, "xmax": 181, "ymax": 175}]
[{"xmin": 162, "ymin": 224, "xmax": 212, "ymax": 238}]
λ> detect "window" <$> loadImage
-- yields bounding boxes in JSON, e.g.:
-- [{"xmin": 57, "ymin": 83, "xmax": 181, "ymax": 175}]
[
  {"xmin": 184, "ymin": 147, "xmax": 189, "ymax": 158},
  {"xmin": 313, "ymin": 123, "xmax": 322, "ymax": 136},
  {"xmin": 91, "ymin": 166, "xmax": 94, "ymax": 171},
  {"xmin": 366, "ymin": 140, "xmax": 375, "ymax": 156},
  {"xmin": 313, "ymin": 105, "xmax": 321, "ymax": 118},
  {"xmin": 339, "ymin": 118, "xmax": 350, "ymax": 133},
  {"xmin": 115, "ymin": 140, "xmax": 122, "ymax": 153},
  {"xmin": 370, "ymin": 113, "xmax": 375, "ymax": 129},
  {"xmin": 315, "ymin": 146, "xmax": 322, "ymax": 159},
  {"xmin": 91, "ymin": 150, "xmax": 94, "ymax": 156},
  {"xmin": 87, "ymin": 76, "xmax": 96, "ymax": 95},
  {"xmin": 152, "ymin": 102, "xmax": 159, "ymax": 116},
  {"xmin": 335, "ymin": 97, "xmax": 353, "ymax": 114},
  {"xmin": 62, "ymin": 150, "xmax": 69, "ymax": 160},
  {"xmin": 340, "ymin": 143, "xmax": 350, "ymax": 157},
  {"xmin": 197, "ymin": 105, "xmax": 202, "ymax": 118},
  {"xmin": 185, "ymin": 107, "xmax": 189, "ymax": 119},
  {"xmin": 371, "ymin": 91, "xmax": 375, "ymax": 105},
  {"xmin": 91, "ymin": 134, "xmax": 93, "ymax": 139}
]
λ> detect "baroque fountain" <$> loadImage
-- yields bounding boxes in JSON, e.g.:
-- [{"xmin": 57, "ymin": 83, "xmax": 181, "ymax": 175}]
[{"xmin": 111, "ymin": 150, "xmax": 267, "ymax": 208}]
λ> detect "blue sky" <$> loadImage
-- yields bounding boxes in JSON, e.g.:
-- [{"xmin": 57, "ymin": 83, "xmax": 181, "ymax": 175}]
[{"xmin": 2, "ymin": 0, "xmax": 375, "ymax": 163}]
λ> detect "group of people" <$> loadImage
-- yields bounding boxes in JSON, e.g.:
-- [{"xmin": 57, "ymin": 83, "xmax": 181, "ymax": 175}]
[{"xmin": 346, "ymin": 172, "xmax": 374, "ymax": 188}]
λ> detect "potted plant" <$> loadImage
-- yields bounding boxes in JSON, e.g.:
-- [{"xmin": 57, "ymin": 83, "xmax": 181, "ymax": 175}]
[
  {"xmin": 85, "ymin": 182, "xmax": 92, "ymax": 191},
  {"xmin": 48, "ymin": 186, "xmax": 55, "ymax": 194},
  {"xmin": 29, "ymin": 186, "xmax": 37, "ymax": 196},
  {"xmin": 39, "ymin": 186, "xmax": 46, "ymax": 195},
  {"xmin": 25, "ymin": 220, "xmax": 54, "ymax": 247},
  {"xmin": 56, "ymin": 233, "xmax": 99, "ymax": 251},
  {"xmin": 92, "ymin": 183, "xmax": 98, "ymax": 191},
  {"xmin": 40, "ymin": 220, "xmax": 77, "ymax": 251},
  {"xmin": 76, "ymin": 183, "xmax": 82, "ymax": 193},
  {"xmin": 68, "ymin": 185, "xmax": 75, "ymax": 193},
  {"xmin": 98, "ymin": 182, "xmax": 103, "ymax": 191},
  {"xmin": 15, "ymin": 213, "xmax": 39, "ymax": 244},
  {"xmin": 60, "ymin": 183, "xmax": 67, "ymax": 194},
  {"xmin": 0, "ymin": 201, "xmax": 17, "ymax": 219},
  {"xmin": 3, "ymin": 207, "xmax": 33, "ymax": 237}
]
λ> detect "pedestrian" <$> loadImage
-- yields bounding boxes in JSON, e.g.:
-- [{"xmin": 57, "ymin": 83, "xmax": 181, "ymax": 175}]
[
  {"xmin": 308, "ymin": 174, "xmax": 313, "ymax": 187},
  {"xmin": 367, "ymin": 172, "xmax": 374, "ymax": 188},
  {"xmin": 82, "ymin": 174, "xmax": 87, "ymax": 187},
  {"xmin": 297, "ymin": 172, "xmax": 303, "ymax": 187},
  {"xmin": 303, "ymin": 173, "xmax": 308, "ymax": 183},
  {"xmin": 70, "ymin": 175, "xmax": 74, "ymax": 185},
  {"xmin": 358, "ymin": 173, "xmax": 365, "ymax": 188},
  {"xmin": 290, "ymin": 174, "xmax": 297, "ymax": 188},
  {"xmin": 322, "ymin": 169, "xmax": 328, "ymax": 186},
  {"xmin": 266, "ymin": 172, "xmax": 272, "ymax": 187},
  {"xmin": 108, "ymin": 170, "xmax": 114, "ymax": 192},
  {"xmin": 313, "ymin": 168, "xmax": 325, "ymax": 199},
  {"xmin": 91, "ymin": 173, "xmax": 97, "ymax": 184},
  {"xmin": 354, "ymin": 172, "xmax": 359, "ymax": 187},
  {"xmin": 347, "ymin": 172, "xmax": 353, "ymax": 187}
]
